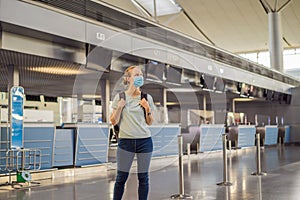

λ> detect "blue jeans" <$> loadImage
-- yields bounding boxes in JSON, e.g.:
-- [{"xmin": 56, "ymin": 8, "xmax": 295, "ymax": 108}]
[{"xmin": 113, "ymin": 137, "xmax": 153, "ymax": 200}]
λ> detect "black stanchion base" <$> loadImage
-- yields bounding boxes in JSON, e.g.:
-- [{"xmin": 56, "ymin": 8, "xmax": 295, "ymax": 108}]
[
  {"xmin": 217, "ymin": 182, "xmax": 233, "ymax": 186},
  {"xmin": 170, "ymin": 194, "xmax": 193, "ymax": 199},
  {"xmin": 0, "ymin": 181, "xmax": 40, "ymax": 189},
  {"xmin": 251, "ymin": 172, "xmax": 267, "ymax": 176},
  {"xmin": 0, "ymin": 182, "xmax": 11, "ymax": 187}
]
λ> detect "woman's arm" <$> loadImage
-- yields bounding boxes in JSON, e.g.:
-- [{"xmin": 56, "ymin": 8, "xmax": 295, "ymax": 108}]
[
  {"xmin": 110, "ymin": 98, "xmax": 126, "ymax": 125},
  {"xmin": 145, "ymin": 106, "xmax": 154, "ymax": 125}
]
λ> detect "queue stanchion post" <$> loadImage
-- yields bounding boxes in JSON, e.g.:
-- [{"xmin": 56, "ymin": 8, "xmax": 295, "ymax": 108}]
[
  {"xmin": 170, "ymin": 135, "xmax": 193, "ymax": 199},
  {"xmin": 187, "ymin": 143, "xmax": 191, "ymax": 158},
  {"xmin": 251, "ymin": 133, "xmax": 267, "ymax": 176},
  {"xmin": 217, "ymin": 134, "xmax": 232, "ymax": 186},
  {"xmin": 278, "ymin": 137, "xmax": 282, "ymax": 147}
]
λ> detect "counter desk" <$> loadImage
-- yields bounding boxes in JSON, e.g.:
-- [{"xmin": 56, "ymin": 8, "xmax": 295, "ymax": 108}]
[
  {"xmin": 237, "ymin": 125, "xmax": 256, "ymax": 148},
  {"xmin": 24, "ymin": 123, "xmax": 55, "ymax": 170},
  {"xmin": 199, "ymin": 124, "xmax": 225, "ymax": 152},
  {"xmin": 62, "ymin": 123, "xmax": 109, "ymax": 167},
  {"xmin": 0, "ymin": 123, "xmax": 55, "ymax": 171},
  {"xmin": 0, "ymin": 124, "xmax": 10, "ymax": 171},
  {"xmin": 150, "ymin": 124, "xmax": 180, "ymax": 157},
  {"xmin": 53, "ymin": 128, "xmax": 75, "ymax": 167},
  {"xmin": 284, "ymin": 126, "xmax": 291, "ymax": 143},
  {"xmin": 264, "ymin": 125, "xmax": 278, "ymax": 145}
]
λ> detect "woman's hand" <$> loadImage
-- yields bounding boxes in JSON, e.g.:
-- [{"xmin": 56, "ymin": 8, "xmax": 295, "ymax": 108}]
[
  {"xmin": 117, "ymin": 98, "xmax": 126, "ymax": 109},
  {"xmin": 110, "ymin": 98, "xmax": 126, "ymax": 126},
  {"xmin": 140, "ymin": 98, "xmax": 153, "ymax": 125},
  {"xmin": 140, "ymin": 98, "xmax": 150, "ymax": 112}
]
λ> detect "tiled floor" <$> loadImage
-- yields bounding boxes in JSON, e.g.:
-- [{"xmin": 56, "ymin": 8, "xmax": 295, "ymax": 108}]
[{"xmin": 1, "ymin": 145, "xmax": 300, "ymax": 200}]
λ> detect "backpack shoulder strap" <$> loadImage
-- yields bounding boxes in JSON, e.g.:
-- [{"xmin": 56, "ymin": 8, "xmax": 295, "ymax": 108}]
[
  {"xmin": 119, "ymin": 92, "xmax": 126, "ymax": 100},
  {"xmin": 140, "ymin": 91, "xmax": 148, "ymax": 120},
  {"xmin": 141, "ymin": 91, "xmax": 147, "ymax": 101}
]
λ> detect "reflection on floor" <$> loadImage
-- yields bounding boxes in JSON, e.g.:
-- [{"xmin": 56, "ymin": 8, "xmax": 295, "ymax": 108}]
[{"xmin": 1, "ymin": 145, "xmax": 300, "ymax": 200}]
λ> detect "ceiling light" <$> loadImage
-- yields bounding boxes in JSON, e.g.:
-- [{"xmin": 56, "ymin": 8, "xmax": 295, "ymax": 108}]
[
  {"xmin": 234, "ymin": 98, "xmax": 254, "ymax": 102},
  {"xmin": 167, "ymin": 88, "xmax": 201, "ymax": 93},
  {"xmin": 82, "ymin": 94, "xmax": 102, "ymax": 99},
  {"xmin": 28, "ymin": 67, "xmax": 90, "ymax": 75}
]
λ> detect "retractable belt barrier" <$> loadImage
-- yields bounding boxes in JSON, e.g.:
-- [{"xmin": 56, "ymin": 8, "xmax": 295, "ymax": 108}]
[
  {"xmin": 187, "ymin": 143, "xmax": 191, "ymax": 157},
  {"xmin": 217, "ymin": 134, "xmax": 232, "ymax": 186},
  {"xmin": 170, "ymin": 135, "xmax": 193, "ymax": 199},
  {"xmin": 251, "ymin": 133, "xmax": 267, "ymax": 176}
]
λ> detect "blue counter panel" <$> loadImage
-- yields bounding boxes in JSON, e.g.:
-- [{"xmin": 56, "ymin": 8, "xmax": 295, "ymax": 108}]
[
  {"xmin": 75, "ymin": 126, "xmax": 109, "ymax": 166},
  {"xmin": 264, "ymin": 126, "xmax": 278, "ymax": 145},
  {"xmin": 0, "ymin": 127, "xmax": 10, "ymax": 171},
  {"xmin": 200, "ymin": 125, "xmax": 224, "ymax": 152},
  {"xmin": 238, "ymin": 126, "xmax": 256, "ymax": 148},
  {"xmin": 284, "ymin": 126, "xmax": 291, "ymax": 143},
  {"xmin": 0, "ymin": 126, "xmax": 54, "ymax": 171},
  {"xmin": 24, "ymin": 126, "xmax": 55, "ymax": 170},
  {"xmin": 53, "ymin": 129, "xmax": 75, "ymax": 167},
  {"xmin": 150, "ymin": 125, "xmax": 179, "ymax": 157}
]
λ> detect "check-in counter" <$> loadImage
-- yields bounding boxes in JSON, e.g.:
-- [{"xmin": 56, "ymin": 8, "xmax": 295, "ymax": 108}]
[
  {"xmin": 23, "ymin": 123, "xmax": 55, "ymax": 170},
  {"xmin": 63, "ymin": 123, "xmax": 109, "ymax": 167},
  {"xmin": 284, "ymin": 126, "xmax": 291, "ymax": 143},
  {"xmin": 150, "ymin": 124, "xmax": 180, "ymax": 157},
  {"xmin": 0, "ymin": 125, "xmax": 10, "ymax": 171},
  {"xmin": 237, "ymin": 125, "xmax": 256, "ymax": 148},
  {"xmin": 0, "ymin": 123, "xmax": 55, "ymax": 171},
  {"xmin": 199, "ymin": 124, "xmax": 224, "ymax": 152},
  {"xmin": 0, "ymin": 109, "xmax": 55, "ymax": 171},
  {"xmin": 182, "ymin": 125, "xmax": 201, "ymax": 154},
  {"xmin": 53, "ymin": 129, "xmax": 75, "ymax": 167},
  {"xmin": 264, "ymin": 125, "xmax": 278, "ymax": 145}
]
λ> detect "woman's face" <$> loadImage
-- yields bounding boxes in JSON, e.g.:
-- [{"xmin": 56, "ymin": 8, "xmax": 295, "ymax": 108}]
[{"xmin": 128, "ymin": 67, "xmax": 143, "ymax": 86}]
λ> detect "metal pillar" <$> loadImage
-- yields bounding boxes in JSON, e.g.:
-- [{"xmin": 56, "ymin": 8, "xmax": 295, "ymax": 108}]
[
  {"xmin": 100, "ymin": 79, "xmax": 110, "ymax": 123},
  {"xmin": 163, "ymin": 88, "xmax": 168, "ymax": 124},
  {"xmin": 170, "ymin": 135, "xmax": 193, "ymax": 199},
  {"xmin": 77, "ymin": 95, "xmax": 84, "ymax": 122},
  {"xmin": 217, "ymin": 134, "xmax": 232, "ymax": 186},
  {"xmin": 232, "ymin": 99, "xmax": 235, "ymax": 113},
  {"xmin": 259, "ymin": 0, "xmax": 292, "ymax": 72},
  {"xmin": 268, "ymin": 12, "xmax": 283, "ymax": 72},
  {"xmin": 153, "ymin": 0, "xmax": 157, "ymax": 21}
]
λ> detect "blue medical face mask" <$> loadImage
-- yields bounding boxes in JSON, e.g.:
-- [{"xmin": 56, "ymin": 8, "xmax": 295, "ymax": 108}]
[{"xmin": 133, "ymin": 76, "xmax": 144, "ymax": 88}]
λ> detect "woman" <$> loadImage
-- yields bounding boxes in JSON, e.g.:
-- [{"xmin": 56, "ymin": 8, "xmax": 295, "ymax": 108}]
[{"xmin": 110, "ymin": 66, "xmax": 155, "ymax": 200}]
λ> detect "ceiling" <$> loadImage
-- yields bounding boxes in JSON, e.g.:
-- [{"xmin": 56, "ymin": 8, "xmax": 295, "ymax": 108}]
[
  {"xmin": 100, "ymin": 0, "xmax": 300, "ymax": 53},
  {"xmin": 1, "ymin": 0, "xmax": 299, "ymax": 99}
]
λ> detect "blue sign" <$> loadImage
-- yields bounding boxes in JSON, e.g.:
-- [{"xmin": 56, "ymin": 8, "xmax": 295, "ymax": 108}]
[{"xmin": 10, "ymin": 86, "xmax": 24, "ymax": 149}]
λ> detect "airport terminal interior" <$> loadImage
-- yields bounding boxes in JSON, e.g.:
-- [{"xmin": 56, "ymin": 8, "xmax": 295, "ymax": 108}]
[{"xmin": 1, "ymin": 0, "xmax": 300, "ymax": 199}]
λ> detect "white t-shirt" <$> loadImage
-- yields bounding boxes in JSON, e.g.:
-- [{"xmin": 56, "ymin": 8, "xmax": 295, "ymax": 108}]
[{"xmin": 112, "ymin": 92, "xmax": 155, "ymax": 139}]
